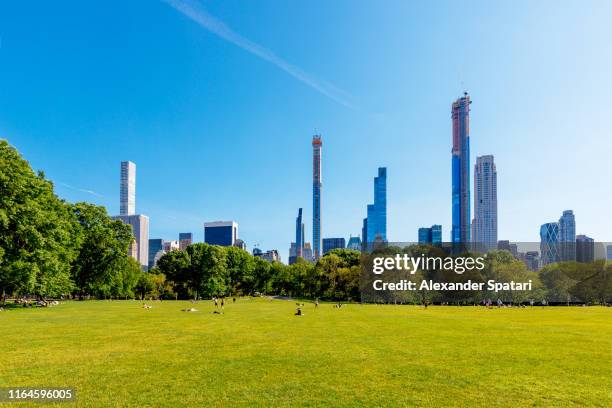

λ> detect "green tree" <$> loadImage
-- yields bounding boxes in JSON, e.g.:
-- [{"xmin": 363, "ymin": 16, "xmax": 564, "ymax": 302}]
[{"xmin": 0, "ymin": 140, "xmax": 79, "ymax": 299}]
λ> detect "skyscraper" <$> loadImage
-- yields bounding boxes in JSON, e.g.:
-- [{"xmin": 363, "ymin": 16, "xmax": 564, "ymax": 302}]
[
  {"xmin": 323, "ymin": 238, "xmax": 346, "ymax": 254},
  {"xmin": 204, "ymin": 221, "xmax": 238, "ymax": 246},
  {"xmin": 312, "ymin": 135, "xmax": 322, "ymax": 260},
  {"xmin": 365, "ymin": 167, "xmax": 387, "ymax": 243},
  {"xmin": 451, "ymin": 93, "xmax": 471, "ymax": 244},
  {"xmin": 179, "ymin": 232, "xmax": 193, "ymax": 250},
  {"xmin": 346, "ymin": 235, "xmax": 362, "ymax": 251},
  {"xmin": 472, "ymin": 155, "xmax": 497, "ymax": 250},
  {"xmin": 418, "ymin": 225, "xmax": 442, "ymax": 245},
  {"xmin": 540, "ymin": 222, "xmax": 560, "ymax": 266},
  {"xmin": 113, "ymin": 214, "xmax": 149, "ymax": 269},
  {"xmin": 295, "ymin": 208, "xmax": 304, "ymax": 258},
  {"xmin": 576, "ymin": 235, "xmax": 594, "ymax": 263},
  {"xmin": 559, "ymin": 210, "xmax": 576, "ymax": 261},
  {"xmin": 148, "ymin": 238, "xmax": 164, "ymax": 270},
  {"xmin": 120, "ymin": 161, "xmax": 136, "ymax": 216}
]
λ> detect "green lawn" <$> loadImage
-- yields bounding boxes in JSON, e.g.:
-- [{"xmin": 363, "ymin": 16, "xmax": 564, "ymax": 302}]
[{"xmin": 1, "ymin": 299, "xmax": 611, "ymax": 407}]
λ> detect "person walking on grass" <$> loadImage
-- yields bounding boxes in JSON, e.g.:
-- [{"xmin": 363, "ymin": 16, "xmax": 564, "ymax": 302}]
[
  {"xmin": 214, "ymin": 297, "xmax": 218, "ymax": 308},
  {"xmin": 221, "ymin": 298, "xmax": 225, "ymax": 311}
]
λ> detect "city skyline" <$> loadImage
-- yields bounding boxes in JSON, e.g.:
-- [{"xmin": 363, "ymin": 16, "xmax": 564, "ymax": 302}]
[{"xmin": 2, "ymin": 1, "xmax": 612, "ymax": 254}]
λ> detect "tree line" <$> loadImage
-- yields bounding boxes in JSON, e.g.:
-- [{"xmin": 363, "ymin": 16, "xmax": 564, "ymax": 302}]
[{"xmin": 1, "ymin": 140, "xmax": 609, "ymax": 304}]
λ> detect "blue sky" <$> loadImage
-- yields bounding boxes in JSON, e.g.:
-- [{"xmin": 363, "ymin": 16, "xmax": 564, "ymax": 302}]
[{"xmin": 1, "ymin": 0, "xmax": 611, "ymax": 258}]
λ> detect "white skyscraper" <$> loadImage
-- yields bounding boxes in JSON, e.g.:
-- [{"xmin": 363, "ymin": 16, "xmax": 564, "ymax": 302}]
[
  {"xmin": 472, "ymin": 155, "xmax": 497, "ymax": 250},
  {"xmin": 120, "ymin": 161, "xmax": 136, "ymax": 215},
  {"xmin": 112, "ymin": 214, "xmax": 149, "ymax": 269}
]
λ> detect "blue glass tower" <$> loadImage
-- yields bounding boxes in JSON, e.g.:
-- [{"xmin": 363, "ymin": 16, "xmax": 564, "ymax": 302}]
[
  {"xmin": 365, "ymin": 167, "xmax": 387, "ymax": 243},
  {"xmin": 295, "ymin": 208, "xmax": 304, "ymax": 258},
  {"xmin": 540, "ymin": 222, "xmax": 560, "ymax": 266},
  {"xmin": 451, "ymin": 93, "xmax": 471, "ymax": 244}
]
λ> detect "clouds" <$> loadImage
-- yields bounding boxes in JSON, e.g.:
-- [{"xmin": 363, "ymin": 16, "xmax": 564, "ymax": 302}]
[{"xmin": 163, "ymin": 0, "xmax": 356, "ymax": 109}]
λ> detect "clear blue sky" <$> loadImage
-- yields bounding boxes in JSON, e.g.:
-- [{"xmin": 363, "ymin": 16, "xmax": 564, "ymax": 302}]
[{"xmin": 1, "ymin": 0, "xmax": 611, "ymax": 258}]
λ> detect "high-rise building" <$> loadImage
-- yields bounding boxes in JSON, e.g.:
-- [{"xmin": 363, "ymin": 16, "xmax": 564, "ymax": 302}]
[
  {"xmin": 361, "ymin": 218, "xmax": 368, "ymax": 246},
  {"xmin": 204, "ymin": 221, "xmax": 238, "ymax": 246},
  {"xmin": 540, "ymin": 222, "xmax": 560, "ymax": 266},
  {"xmin": 295, "ymin": 208, "xmax": 304, "ymax": 258},
  {"xmin": 365, "ymin": 167, "xmax": 387, "ymax": 243},
  {"xmin": 451, "ymin": 93, "xmax": 471, "ymax": 244},
  {"xmin": 323, "ymin": 238, "xmax": 346, "ymax": 254},
  {"xmin": 120, "ymin": 161, "xmax": 136, "ymax": 216},
  {"xmin": 312, "ymin": 135, "xmax": 322, "ymax": 260},
  {"xmin": 148, "ymin": 238, "xmax": 163, "ymax": 270},
  {"xmin": 559, "ymin": 210, "xmax": 576, "ymax": 261},
  {"xmin": 472, "ymin": 155, "xmax": 497, "ymax": 250},
  {"xmin": 254, "ymin": 249, "xmax": 280, "ymax": 263},
  {"xmin": 163, "ymin": 240, "xmax": 179, "ymax": 252},
  {"xmin": 303, "ymin": 242, "xmax": 313, "ymax": 262},
  {"xmin": 607, "ymin": 245, "xmax": 612, "ymax": 260},
  {"xmin": 113, "ymin": 214, "xmax": 149, "ymax": 270},
  {"xmin": 346, "ymin": 235, "xmax": 362, "ymax": 251},
  {"xmin": 576, "ymin": 235, "xmax": 594, "ymax": 263},
  {"xmin": 524, "ymin": 251, "xmax": 540, "ymax": 271},
  {"xmin": 179, "ymin": 232, "xmax": 193, "ymax": 250},
  {"xmin": 418, "ymin": 225, "xmax": 442, "ymax": 245}
]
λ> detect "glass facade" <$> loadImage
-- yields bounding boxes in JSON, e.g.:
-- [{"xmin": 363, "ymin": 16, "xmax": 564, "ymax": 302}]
[
  {"xmin": 322, "ymin": 238, "xmax": 346, "ymax": 254},
  {"xmin": 451, "ymin": 94, "xmax": 471, "ymax": 244},
  {"xmin": 472, "ymin": 155, "xmax": 497, "ymax": 250},
  {"xmin": 365, "ymin": 167, "xmax": 387, "ymax": 243},
  {"xmin": 540, "ymin": 222, "xmax": 560, "ymax": 266},
  {"xmin": 204, "ymin": 221, "xmax": 237, "ymax": 246}
]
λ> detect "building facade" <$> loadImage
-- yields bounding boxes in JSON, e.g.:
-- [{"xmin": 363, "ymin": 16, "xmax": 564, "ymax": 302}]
[
  {"xmin": 113, "ymin": 214, "xmax": 149, "ymax": 270},
  {"xmin": 451, "ymin": 93, "xmax": 471, "ymax": 244},
  {"xmin": 346, "ymin": 235, "xmax": 362, "ymax": 251},
  {"xmin": 323, "ymin": 238, "xmax": 346, "ymax": 254},
  {"xmin": 120, "ymin": 161, "xmax": 136, "ymax": 216},
  {"xmin": 418, "ymin": 225, "xmax": 442, "ymax": 245},
  {"xmin": 204, "ymin": 221, "xmax": 238, "ymax": 246},
  {"xmin": 295, "ymin": 208, "xmax": 304, "ymax": 258},
  {"xmin": 312, "ymin": 135, "xmax": 322, "ymax": 260},
  {"xmin": 575, "ymin": 235, "xmax": 594, "ymax": 263},
  {"xmin": 559, "ymin": 210, "xmax": 576, "ymax": 261},
  {"xmin": 365, "ymin": 167, "xmax": 387, "ymax": 243},
  {"xmin": 472, "ymin": 155, "xmax": 497, "ymax": 250},
  {"xmin": 148, "ymin": 238, "xmax": 163, "ymax": 270},
  {"xmin": 179, "ymin": 232, "xmax": 193, "ymax": 250},
  {"xmin": 540, "ymin": 222, "xmax": 560, "ymax": 266}
]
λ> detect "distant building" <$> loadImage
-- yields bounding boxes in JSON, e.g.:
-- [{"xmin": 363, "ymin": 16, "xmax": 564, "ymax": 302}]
[
  {"xmin": 179, "ymin": 232, "xmax": 193, "ymax": 250},
  {"xmin": 419, "ymin": 225, "xmax": 442, "ymax": 245},
  {"xmin": 303, "ymin": 243, "xmax": 313, "ymax": 262},
  {"xmin": 204, "ymin": 221, "xmax": 238, "ymax": 246},
  {"xmin": 472, "ymin": 155, "xmax": 497, "ymax": 250},
  {"xmin": 323, "ymin": 238, "xmax": 346, "ymax": 254},
  {"xmin": 451, "ymin": 93, "xmax": 471, "ymax": 244},
  {"xmin": 254, "ymin": 249, "xmax": 280, "ymax": 263},
  {"xmin": 608, "ymin": 245, "xmax": 612, "ymax": 261},
  {"xmin": 113, "ymin": 214, "xmax": 149, "ymax": 270},
  {"xmin": 312, "ymin": 135, "xmax": 323, "ymax": 260},
  {"xmin": 234, "ymin": 239, "xmax": 247, "ymax": 251},
  {"xmin": 346, "ymin": 235, "xmax": 362, "ymax": 251},
  {"xmin": 364, "ymin": 167, "xmax": 387, "ymax": 243},
  {"xmin": 540, "ymin": 222, "xmax": 560, "ymax": 266},
  {"xmin": 524, "ymin": 251, "xmax": 540, "ymax": 271},
  {"xmin": 576, "ymin": 235, "xmax": 594, "ymax": 263},
  {"xmin": 120, "ymin": 161, "xmax": 136, "ymax": 216},
  {"xmin": 148, "ymin": 238, "xmax": 164, "ymax": 270},
  {"xmin": 163, "ymin": 240, "xmax": 179, "ymax": 252},
  {"xmin": 361, "ymin": 218, "xmax": 368, "ymax": 246},
  {"xmin": 295, "ymin": 208, "xmax": 304, "ymax": 258},
  {"xmin": 559, "ymin": 210, "xmax": 576, "ymax": 261}
]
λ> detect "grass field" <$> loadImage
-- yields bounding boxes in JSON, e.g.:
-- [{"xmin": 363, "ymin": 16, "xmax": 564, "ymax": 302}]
[{"xmin": 1, "ymin": 299, "xmax": 611, "ymax": 407}]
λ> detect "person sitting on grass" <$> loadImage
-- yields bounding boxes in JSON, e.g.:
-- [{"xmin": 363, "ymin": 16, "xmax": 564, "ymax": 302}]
[{"xmin": 295, "ymin": 307, "xmax": 303, "ymax": 316}]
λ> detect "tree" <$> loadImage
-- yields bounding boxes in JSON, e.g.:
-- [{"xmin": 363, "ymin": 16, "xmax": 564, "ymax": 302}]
[
  {"xmin": 0, "ymin": 140, "xmax": 79, "ymax": 299},
  {"xmin": 70, "ymin": 202, "xmax": 134, "ymax": 298}
]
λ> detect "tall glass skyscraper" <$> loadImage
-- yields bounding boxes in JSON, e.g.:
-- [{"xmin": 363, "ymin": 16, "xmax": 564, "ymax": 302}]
[
  {"xmin": 295, "ymin": 208, "xmax": 304, "ymax": 258},
  {"xmin": 365, "ymin": 167, "xmax": 387, "ymax": 243},
  {"xmin": 312, "ymin": 135, "xmax": 322, "ymax": 260},
  {"xmin": 540, "ymin": 222, "xmax": 560, "ymax": 266},
  {"xmin": 558, "ymin": 210, "xmax": 576, "ymax": 261},
  {"xmin": 472, "ymin": 155, "xmax": 497, "ymax": 250},
  {"xmin": 120, "ymin": 161, "xmax": 136, "ymax": 216},
  {"xmin": 451, "ymin": 93, "xmax": 471, "ymax": 244}
]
